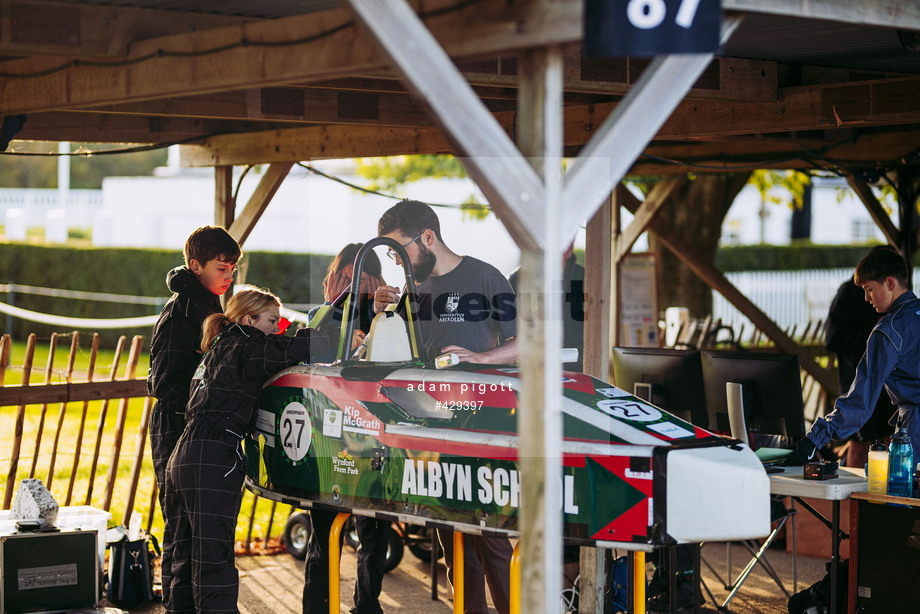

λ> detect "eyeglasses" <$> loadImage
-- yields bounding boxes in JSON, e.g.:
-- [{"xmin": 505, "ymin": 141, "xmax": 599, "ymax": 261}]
[{"xmin": 386, "ymin": 233, "xmax": 423, "ymax": 261}]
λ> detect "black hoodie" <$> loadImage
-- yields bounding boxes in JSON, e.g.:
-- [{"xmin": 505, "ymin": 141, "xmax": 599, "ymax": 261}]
[{"xmin": 147, "ymin": 266, "xmax": 222, "ymax": 409}]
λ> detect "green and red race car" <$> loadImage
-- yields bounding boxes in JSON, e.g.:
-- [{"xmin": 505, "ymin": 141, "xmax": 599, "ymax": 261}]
[{"xmin": 245, "ymin": 239, "xmax": 769, "ymax": 550}]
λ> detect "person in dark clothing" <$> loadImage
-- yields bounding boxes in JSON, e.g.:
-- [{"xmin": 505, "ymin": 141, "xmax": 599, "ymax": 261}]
[
  {"xmin": 508, "ymin": 242, "xmax": 585, "ymax": 372},
  {"xmin": 303, "ymin": 244, "xmax": 389, "ymax": 614},
  {"xmin": 374, "ymin": 200, "xmax": 516, "ymax": 614},
  {"xmin": 787, "ymin": 245, "xmax": 920, "ymax": 466},
  {"xmin": 306, "ymin": 242, "xmax": 385, "ymax": 364},
  {"xmin": 164, "ymin": 288, "xmax": 358, "ymax": 614},
  {"xmin": 148, "ymin": 225, "xmax": 241, "ymax": 604},
  {"xmin": 824, "ymin": 278, "xmax": 894, "ymax": 467}
]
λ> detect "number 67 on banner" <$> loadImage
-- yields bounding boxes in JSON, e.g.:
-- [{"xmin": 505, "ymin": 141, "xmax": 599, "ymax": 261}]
[{"xmin": 585, "ymin": 0, "xmax": 722, "ymax": 57}]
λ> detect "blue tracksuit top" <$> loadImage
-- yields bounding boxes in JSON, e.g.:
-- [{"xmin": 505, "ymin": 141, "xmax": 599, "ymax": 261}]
[{"xmin": 809, "ymin": 290, "xmax": 920, "ymax": 453}]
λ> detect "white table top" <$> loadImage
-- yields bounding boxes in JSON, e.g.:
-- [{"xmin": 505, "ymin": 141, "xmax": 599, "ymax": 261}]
[{"xmin": 768, "ymin": 465, "xmax": 868, "ymax": 500}]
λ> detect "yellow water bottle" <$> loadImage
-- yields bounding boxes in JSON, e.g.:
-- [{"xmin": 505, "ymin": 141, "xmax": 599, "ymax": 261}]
[{"xmin": 867, "ymin": 439, "xmax": 889, "ymax": 494}]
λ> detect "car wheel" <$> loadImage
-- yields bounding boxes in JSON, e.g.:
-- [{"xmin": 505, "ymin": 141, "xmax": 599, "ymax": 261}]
[
  {"xmin": 382, "ymin": 526, "xmax": 404, "ymax": 573},
  {"xmin": 343, "ymin": 517, "xmax": 359, "ymax": 550},
  {"xmin": 283, "ymin": 513, "xmax": 311, "ymax": 560},
  {"xmin": 407, "ymin": 526, "xmax": 443, "ymax": 562}
]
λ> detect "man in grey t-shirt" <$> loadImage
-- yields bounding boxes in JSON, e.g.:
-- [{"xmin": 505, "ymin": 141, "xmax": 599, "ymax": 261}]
[
  {"xmin": 374, "ymin": 199, "xmax": 516, "ymax": 614},
  {"xmin": 374, "ymin": 200, "xmax": 518, "ymax": 365}
]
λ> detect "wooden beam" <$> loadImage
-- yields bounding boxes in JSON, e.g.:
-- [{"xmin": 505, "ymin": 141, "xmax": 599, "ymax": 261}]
[
  {"xmin": 632, "ymin": 129, "xmax": 920, "ymax": 175},
  {"xmin": 619, "ymin": 188, "xmax": 839, "ymax": 394},
  {"xmin": 628, "ymin": 77, "xmax": 920, "ymax": 139},
  {"xmin": 0, "ymin": 379, "xmax": 148, "ymax": 406},
  {"xmin": 345, "ymin": 0, "xmax": 548, "ymax": 251},
  {"xmin": 215, "ymin": 166, "xmax": 234, "ymax": 229},
  {"xmin": 227, "ymin": 162, "xmax": 294, "ymax": 246},
  {"xmin": 0, "ymin": 0, "xmax": 581, "ymax": 115},
  {"xmin": 583, "ymin": 198, "xmax": 613, "ymax": 380},
  {"xmin": 580, "ymin": 194, "xmax": 612, "ymax": 614},
  {"xmin": 846, "ymin": 175, "xmax": 900, "ymax": 247},
  {"xmin": 19, "ymin": 66, "xmax": 920, "ymax": 152},
  {"xmin": 455, "ymin": 52, "xmax": 778, "ymax": 101},
  {"xmin": 179, "ymin": 124, "xmax": 451, "ymax": 166},
  {"xmin": 176, "ymin": 121, "xmax": 920, "ymax": 174},
  {"xmin": 0, "ymin": 0, "xmax": 249, "ymax": 58},
  {"xmin": 561, "ymin": 18, "xmax": 743, "ymax": 241},
  {"xmin": 322, "ymin": 54, "xmax": 780, "ymax": 102},
  {"xmin": 723, "ymin": 0, "xmax": 920, "ymax": 30},
  {"xmin": 515, "ymin": 44, "xmax": 565, "ymax": 614},
  {"xmin": 69, "ymin": 86, "xmax": 450, "ymax": 128},
  {"xmin": 614, "ymin": 177, "xmax": 686, "ymax": 261},
  {"xmin": 55, "ymin": 73, "xmax": 920, "ymax": 146},
  {"xmin": 610, "ymin": 185, "xmax": 626, "ymax": 359},
  {"xmin": 14, "ymin": 111, "xmax": 296, "ymax": 144}
]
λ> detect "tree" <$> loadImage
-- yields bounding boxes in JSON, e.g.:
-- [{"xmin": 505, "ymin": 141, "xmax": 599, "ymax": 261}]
[
  {"xmin": 642, "ymin": 173, "xmax": 752, "ymax": 318},
  {"xmin": 355, "ymin": 155, "xmax": 489, "ymax": 219},
  {"xmin": 0, "ymin": 141, "xmax": 167, "ymax": 189}
]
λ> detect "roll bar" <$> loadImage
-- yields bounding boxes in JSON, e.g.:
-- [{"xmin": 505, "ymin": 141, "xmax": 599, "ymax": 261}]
[{"xmin": 338, "ymin": 237, "xmax": 427, "ymax": 363}]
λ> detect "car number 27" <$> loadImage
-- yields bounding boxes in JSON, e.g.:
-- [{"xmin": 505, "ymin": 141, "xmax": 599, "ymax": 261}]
[
  {"xmin": 596, "ymin": 399, "xmax": 662, "ymax": 422},
  {"xmin": 279, "ymin": 400, "xmax": 313, "ymax": 462}
]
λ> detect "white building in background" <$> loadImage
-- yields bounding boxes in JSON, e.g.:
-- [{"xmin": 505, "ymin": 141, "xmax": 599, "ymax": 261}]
[
  {"xmin": 719, "ymin": 175, "xmax": 894, "ymax": 246},
  {"xmin": 1, "ymin": 161, "xmax": 893, "ymax": 273},
  {"xmin": 0, "ymin": 162, "xmax": 897, "ymax": 331}
]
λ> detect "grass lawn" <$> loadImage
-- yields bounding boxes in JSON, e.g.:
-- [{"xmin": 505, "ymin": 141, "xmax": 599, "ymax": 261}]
[{"xmin": 1, "ymin": 336, "xmax": 294, "ymax": 547}]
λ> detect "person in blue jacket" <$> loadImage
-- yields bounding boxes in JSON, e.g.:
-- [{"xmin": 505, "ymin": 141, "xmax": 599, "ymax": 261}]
[{"xmin": 787, "ymin": 245, "xmax": 920, "ymax": 465}]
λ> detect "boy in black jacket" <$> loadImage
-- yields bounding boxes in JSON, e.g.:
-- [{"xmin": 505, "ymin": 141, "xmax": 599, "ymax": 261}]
[{"xmin": 147, "ymin": 225, "xmax": 241, "ymax": 604}]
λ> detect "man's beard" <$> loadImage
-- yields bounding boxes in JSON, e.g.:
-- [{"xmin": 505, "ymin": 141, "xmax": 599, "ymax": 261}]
[{"xmin": 412, "ymin": 243, "xmax": 437, "ymax": 282}]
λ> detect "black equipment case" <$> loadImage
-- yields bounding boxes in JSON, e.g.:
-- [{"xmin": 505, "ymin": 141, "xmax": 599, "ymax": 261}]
[{"xmin": 0, "ymin": 529, "xmax": 98, "ymax": 614}]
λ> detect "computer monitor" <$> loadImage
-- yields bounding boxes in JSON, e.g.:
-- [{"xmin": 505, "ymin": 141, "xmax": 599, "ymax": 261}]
[
  {"xmin": 611, "ymin": 347, "xmax": 708, "ymax": 427},
  {"xmin": 700, "ymin": 350, "xmax": 806, "ymax": 444}
]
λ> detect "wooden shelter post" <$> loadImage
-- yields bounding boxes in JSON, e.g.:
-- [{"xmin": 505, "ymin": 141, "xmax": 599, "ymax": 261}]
[
  {"xmin": 611, "ymin": 186, "xmax": 625, "ymax": 348},
  {"xmin": 896, "ymin": 167, "xmax": 919, "ymax": 285},
  {"xmin": 344, "ymin": 1, "xmax": 567, "ymax": 609},
  {"xmin": 579, "ymin": 195, "xmax": 614, "ymax": 612},
  {"xmin": 516, "ymin": 46, "xmax": 565, "ymax": 613},
  {"xmin": 215, "ymin": 165, "xmax": 234, "ymax": 228},
  {"xmin": 215, "ymin": 165, "xmax": 235, "ymax": 303}
]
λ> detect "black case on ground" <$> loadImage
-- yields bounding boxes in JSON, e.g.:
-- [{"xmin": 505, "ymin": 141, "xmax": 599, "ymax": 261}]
[{"xmin": 0, "ymin": 529, "xmax": 98, "ymax": 614}]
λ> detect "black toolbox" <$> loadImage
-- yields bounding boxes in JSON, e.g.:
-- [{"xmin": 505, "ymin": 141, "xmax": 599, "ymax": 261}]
[{"xmin": 0, "ymin": 529, "xmax": 98, "ymax": 614}]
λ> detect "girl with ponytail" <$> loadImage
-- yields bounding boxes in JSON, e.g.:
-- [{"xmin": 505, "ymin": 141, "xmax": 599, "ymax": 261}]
[{"xmin": 162, "ymin": 288, "xmax": 360, "ymax": 614}]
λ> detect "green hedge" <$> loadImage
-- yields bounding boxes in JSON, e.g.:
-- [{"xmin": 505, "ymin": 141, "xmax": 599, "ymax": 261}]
[
  {"xmin": 0, "ymin": 244, "xmax": 333, "ymax": 346},
  {"xmin": 714, "ymin": 243, "xmax": 901, "ymax": 272}
]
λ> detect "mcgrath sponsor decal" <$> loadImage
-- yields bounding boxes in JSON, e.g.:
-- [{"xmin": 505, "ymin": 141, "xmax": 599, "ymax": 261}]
[
  {"xmin": 342, "ymin": 405, "xmax": 382, "ymax": 436},
  {"xmin": 278, "ymin": 398, "xmax": 312, "ymax": 465}
]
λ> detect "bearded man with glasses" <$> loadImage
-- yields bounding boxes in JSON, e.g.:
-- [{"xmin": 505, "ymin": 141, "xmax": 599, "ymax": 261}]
[{"xmin": 373, "ymin": 199, "xmax": 517, "ymax": 614}]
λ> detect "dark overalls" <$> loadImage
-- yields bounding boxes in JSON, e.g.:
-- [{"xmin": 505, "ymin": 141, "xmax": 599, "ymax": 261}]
[
  {"xmin": 163, "ymin": 323, "xmax": 332, "ymax": 614},
  {"xmin": 148, "ymin": 266, "xmax": 222, "ymax": 605}
]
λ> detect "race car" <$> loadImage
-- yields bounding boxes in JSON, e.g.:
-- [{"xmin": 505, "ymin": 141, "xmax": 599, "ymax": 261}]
[{"xmin": 244, "ymin": 238, "xmax": 769, "ymax": 549}]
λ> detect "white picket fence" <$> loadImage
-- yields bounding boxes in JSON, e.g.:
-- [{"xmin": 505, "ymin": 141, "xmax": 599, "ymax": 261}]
[{"xmin": 712, "ymin": 268, "xmax": 920, "ymax": 335}]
